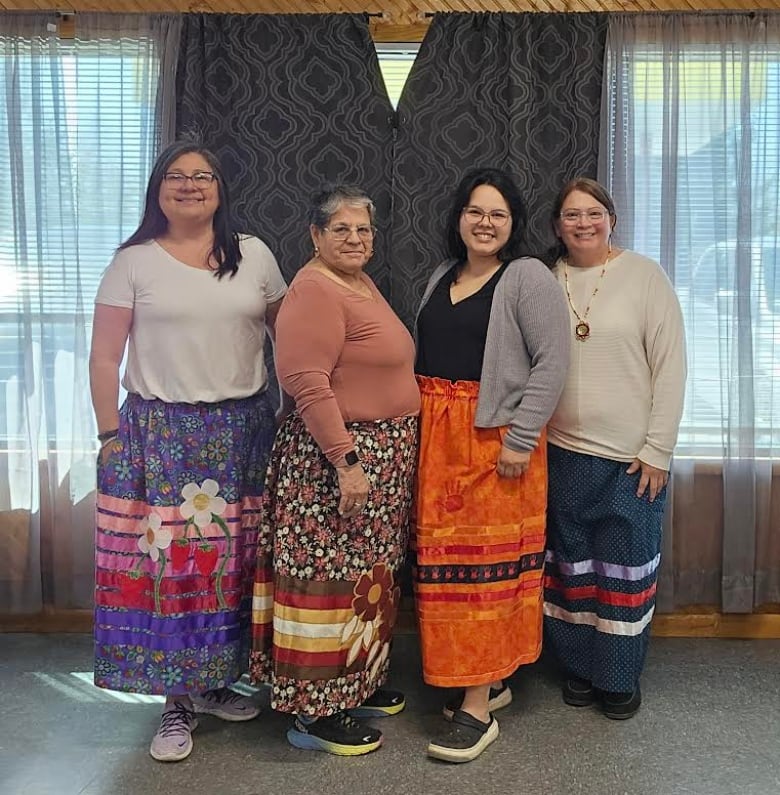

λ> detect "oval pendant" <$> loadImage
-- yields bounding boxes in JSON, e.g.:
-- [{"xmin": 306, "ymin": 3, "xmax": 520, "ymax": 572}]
[{"xmin": 575, "ymin": 321, "xmax": 590, "ymax": 341}]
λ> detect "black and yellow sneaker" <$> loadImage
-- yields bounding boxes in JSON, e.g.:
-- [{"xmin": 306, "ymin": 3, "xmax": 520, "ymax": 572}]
[
  {"xmin": 348, "ymin": 688, "xmax": 406, "ymax": 718},
  {"xmin": 286, "ymin": 712, "xmax": 383, "ymax": 756}
]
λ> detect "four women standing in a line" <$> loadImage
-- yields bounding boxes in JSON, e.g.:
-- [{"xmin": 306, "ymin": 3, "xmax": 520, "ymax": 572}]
[{"xmin": 90, "ymin": 148, "xmax": 685, "ymax": 764}]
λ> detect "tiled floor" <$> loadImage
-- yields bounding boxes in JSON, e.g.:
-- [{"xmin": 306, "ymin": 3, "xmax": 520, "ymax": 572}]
[{"xmin": 1, "ymin": 633, "xmax": 779, "ymax": 795}]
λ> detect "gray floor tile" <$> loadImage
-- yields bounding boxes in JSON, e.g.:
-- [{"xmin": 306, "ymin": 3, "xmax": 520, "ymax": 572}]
[{"xmin": 1, "ymin": 634, "xmax": 778, "ymax": 795}]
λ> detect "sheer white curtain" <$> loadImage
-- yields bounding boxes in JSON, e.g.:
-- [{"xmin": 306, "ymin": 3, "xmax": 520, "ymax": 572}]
[
  {"xmin": 0, "ymin": 12, "xmax": 180, "ymax": 613},
  {"xmin": 600, "ymin": 12, "xmax": 780, "ymax": 611}
]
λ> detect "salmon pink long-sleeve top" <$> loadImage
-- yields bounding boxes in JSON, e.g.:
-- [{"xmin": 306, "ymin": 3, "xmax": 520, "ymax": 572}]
[{"xmin": 274, "ymin": 268, "xmax": 420, "ymax": 464}]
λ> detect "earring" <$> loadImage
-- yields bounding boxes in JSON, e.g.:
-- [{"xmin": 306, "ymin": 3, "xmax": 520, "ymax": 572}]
[{"xmin": 314, "ymin": 246, "xmax": 319, "ymax": 256}]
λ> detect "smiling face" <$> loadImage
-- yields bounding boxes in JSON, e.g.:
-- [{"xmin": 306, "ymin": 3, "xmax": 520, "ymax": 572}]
[
  {"xmin": 555, "ymin": 188, "xmax": 615, "ymax": 265},
  {"xmin": 311, "ymin": 203, "xmax": 374, "ymax": 276},
  {"xmin": 458, "ymin": 184, "xmax": 512, "ymax": 262},
  {"xmin": 158, "ymin": 152, "xmax": 220, "ymax": 228}
]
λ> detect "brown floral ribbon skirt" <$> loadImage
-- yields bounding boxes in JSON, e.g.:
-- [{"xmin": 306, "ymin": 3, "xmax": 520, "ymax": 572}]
[{"xmin": 249, "ymin": 412, "xmax": 418, "ymax": 716}]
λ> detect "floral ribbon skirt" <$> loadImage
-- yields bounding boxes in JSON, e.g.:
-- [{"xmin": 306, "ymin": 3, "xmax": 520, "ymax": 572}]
[
  {"xmin": 249, "ymin": 413, "xmax": 418, "ymax": 716},
  {"xmin": 94, "ymin": 391, "xmax": 275, "ymax": 695}
]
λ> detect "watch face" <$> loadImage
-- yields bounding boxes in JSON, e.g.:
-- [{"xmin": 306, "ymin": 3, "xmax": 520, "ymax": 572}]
[{"xmin": 345, "ymin": 451, "xmax": 359, "ymax": 466}]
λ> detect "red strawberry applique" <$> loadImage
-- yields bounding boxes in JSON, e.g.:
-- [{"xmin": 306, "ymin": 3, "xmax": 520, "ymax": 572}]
[
  {"xmin": 170, "ymin": 539, "xmax": 190, "ymax": 572},
  {"xmin": 119, "ymin": 572, "xmax": 150, "ymax": 600},
  {"xmin": 194, "ymin": 543, "xmax": 218, "ymax": 576}
]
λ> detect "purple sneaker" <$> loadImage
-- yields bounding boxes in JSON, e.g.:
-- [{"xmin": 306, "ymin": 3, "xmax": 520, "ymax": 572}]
[
  {"xmin": 191, "ymin": 688, "xmax": 261, "ymax": 722},
  {"xmin": 149, "ymin": 702, "xmax": 198, "ymax": 762}
]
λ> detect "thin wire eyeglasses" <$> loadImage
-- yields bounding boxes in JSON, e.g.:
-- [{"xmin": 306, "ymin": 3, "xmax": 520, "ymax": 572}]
[
  {"xmin": 322, "ymin": 225, "xmax": 376, "ymax": 241},
  {"xmin": 559, "ymin": 208, "xmax": 609, "ymax": 224},
  {"xmin": 163, "ymin": 171, "xmax": 217, "ymax": 188},
  {"xmin": 462, "ymin": 206, "xmax": 511, "ymax": 227}
]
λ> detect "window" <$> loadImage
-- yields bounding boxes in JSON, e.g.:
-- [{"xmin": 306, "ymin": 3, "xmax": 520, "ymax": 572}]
[
  {"xmin": 0, "ymin": 25, "xmax": 164, "ymax": 508},
  {"xmin": 376, "ymin": 44, "xmax": 418, "ymax": 109},
  {"xmin": 603, "ymin": 30, "xmax": 780, "ymax": 457}
]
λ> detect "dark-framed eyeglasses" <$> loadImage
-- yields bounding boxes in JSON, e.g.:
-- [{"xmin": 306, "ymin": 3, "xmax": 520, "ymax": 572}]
[
  {"xmin": 163, "ymin": 171, "xmax": 217, "ymax": 188},
  {"xmin": 461, "ymin": 206, "xmax": 511, "ymax": 227},
  {"xmin": 322, "ymin": 224, "xmax": 376, "ymax": 241}
]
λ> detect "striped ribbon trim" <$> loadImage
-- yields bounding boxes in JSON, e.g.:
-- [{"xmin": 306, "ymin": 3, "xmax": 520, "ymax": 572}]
[
  {"xmin": 545, "ymin": 550, "xmax": 661, "ymax": 581},
  {"xmin": 543, "ymin": 602, "xmax": 655, "ymax": 636}
]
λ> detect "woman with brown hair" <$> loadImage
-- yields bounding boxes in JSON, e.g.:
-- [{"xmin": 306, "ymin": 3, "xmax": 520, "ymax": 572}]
[{"xmin": 543, "ymin": 177, "xmax": 686, "ymax": 720}]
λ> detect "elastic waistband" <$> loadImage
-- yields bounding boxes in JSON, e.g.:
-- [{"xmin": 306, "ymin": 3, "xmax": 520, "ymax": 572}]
[
  {"xmin": 416, "ymin": 375, "xmax": 480, "ymax": 399},
  {"xmin": 125, "ymin": 388, "xmax": 270, "ymax": 411}
]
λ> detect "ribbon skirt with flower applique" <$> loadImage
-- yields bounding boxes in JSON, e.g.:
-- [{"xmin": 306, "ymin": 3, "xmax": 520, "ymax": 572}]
[
  {"xmin": 412, "ymin": 376, "xmax": 548, "ymax": 688},
  {"xmin": 249, "ymin": 413, "xmax": 418, "ymax": 717},
  {"xmin": 93, "ymin": 391, "xmax": 276, "ymax": 695}
]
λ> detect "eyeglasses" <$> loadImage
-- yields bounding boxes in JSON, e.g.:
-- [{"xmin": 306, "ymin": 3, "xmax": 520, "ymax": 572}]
[
  {"xmin": 462, "ymin": 206, "xmax": 511, "ymax": 227},
  {"xmin": 163, "ymin": 171, "xmax": 217, "ymax": 188},
  {"xmin": 559, "ymin": 208, "xmax": 609, "ymax": 224},
  {"xmin": 322, "ymin": 225, "xmax": 376, "ymax": 241}
]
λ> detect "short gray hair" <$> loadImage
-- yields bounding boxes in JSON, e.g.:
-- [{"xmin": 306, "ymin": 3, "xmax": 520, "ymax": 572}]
[{"xmin": 308, "ymin": 185, "xmax": 375, "ymax": 229}]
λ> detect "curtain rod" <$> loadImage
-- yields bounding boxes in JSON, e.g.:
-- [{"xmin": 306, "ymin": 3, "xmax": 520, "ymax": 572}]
[{"xmin": 50, "ymin": 10, "xmax": 389, "ymax": 18}]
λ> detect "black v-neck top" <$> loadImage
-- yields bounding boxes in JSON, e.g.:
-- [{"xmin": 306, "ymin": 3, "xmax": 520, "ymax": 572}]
[{"xmin": 416, "ymin": 262, "xmax": 510, "ymax": 382}]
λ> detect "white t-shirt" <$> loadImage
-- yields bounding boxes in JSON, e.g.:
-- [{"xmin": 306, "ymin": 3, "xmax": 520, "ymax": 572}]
[
  {"xmin": 548, "ymin": 249, "xmax": 687, "ymax": 470},
  {"xmin": 95, "ymin": 235, "xmax": 287, "ymax": 403}
]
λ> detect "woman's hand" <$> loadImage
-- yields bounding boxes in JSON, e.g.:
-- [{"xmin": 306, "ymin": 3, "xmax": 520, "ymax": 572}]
[
  {"xmin": 496, "ymin": 445, "xmax": 531, "ymax": 478},
  {"xmin": 626, "ymin": 458, "xmax": 668, "ymax": 502},
  {"xmin": 335, "ymin": 463, "xmax": 370, "ymax": 518},
  {"xmin": 99, "ymin": 437, "xmax": 121, "ymax": 466}
]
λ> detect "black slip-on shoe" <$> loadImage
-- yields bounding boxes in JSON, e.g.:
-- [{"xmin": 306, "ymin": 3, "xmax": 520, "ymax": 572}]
[
  {"xmin": 602, "ymin": 684, "xmax": 642, "ymax": 720},
  {"xmin": 442, "ymin": 684, "xmax": 512, "ymax": 721},
  {"xmin": 563, "ymin": 676, "xmax": 596, "ymax": 707},
  {"xmin": 427, "ymin": 710, "xmax": 499, "ymax": 764}
]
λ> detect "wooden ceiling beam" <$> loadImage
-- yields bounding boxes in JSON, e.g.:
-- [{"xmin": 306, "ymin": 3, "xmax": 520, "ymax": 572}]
[{"xmin": 2, "ymin": 0, "xmax": 777, "ymax": 43}]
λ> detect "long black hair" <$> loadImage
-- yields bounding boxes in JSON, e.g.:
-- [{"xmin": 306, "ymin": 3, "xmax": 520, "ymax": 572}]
[
  {"xmin": 444, "ymin": 167, "xmax": 531, "ymax": 265},
  {"xmin": 119, "ymin": 141, "xmax": 241, "ymax": 279},
  {"xmin": 547, "ymin": 177, "xmax": 617, "ymax": 265}
]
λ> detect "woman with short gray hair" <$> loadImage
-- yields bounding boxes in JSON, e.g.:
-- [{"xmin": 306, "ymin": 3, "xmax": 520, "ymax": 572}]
[{"xmin": 249, "ymin": 185, "xmax": 420, "ymax": 756}]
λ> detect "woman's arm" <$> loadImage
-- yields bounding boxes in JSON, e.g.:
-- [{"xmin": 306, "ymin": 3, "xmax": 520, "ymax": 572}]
[
  {"xmin": 89, "ymin": 304, "xmax": 132, "ymax": 459},
  {"xmin": 275, "ymin": 276, "xmax": 369, "ymax": 516},
  {"xmin": 266, "ymin": 297, "xmax": 295, "ymax": 422},
  {"xmin": 502, "ymin": 262, "xmax": 571, "ymax": 456},
  {"xmin": 629, "ymin": 267, "xmax": 687, "ymax": 500}
]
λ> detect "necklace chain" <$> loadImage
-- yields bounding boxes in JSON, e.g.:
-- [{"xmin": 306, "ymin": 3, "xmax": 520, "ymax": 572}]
[{"xmin": 563, "ymin": 248, "xmax": 611, "ymax": 341}]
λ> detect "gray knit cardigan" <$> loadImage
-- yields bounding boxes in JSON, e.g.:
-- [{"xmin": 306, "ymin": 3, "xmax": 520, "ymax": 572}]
[{"xmin": 415, "ymin": 257, "xmax": 571, "ymax": 452}]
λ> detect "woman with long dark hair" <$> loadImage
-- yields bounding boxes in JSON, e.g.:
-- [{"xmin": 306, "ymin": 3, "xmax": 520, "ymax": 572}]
[
  {"xmin": 413, "ymin": 167, "xmax": 570, "ymax": 762},
  {"xmin": 89, "ymin": 141, "xmax": 287, "ymax": 762}
]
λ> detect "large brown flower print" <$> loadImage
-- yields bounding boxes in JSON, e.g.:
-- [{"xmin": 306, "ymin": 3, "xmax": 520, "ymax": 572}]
[
  {"xmin": 341, "ymin": 563, "xmax": 396, "ymax": 668},
  {"xmin": 352, "ymin": 563, "xmax": 393, "ymax": 622}
]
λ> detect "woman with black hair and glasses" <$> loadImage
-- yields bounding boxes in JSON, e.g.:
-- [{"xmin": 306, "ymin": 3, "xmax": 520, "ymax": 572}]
[
  {"xmin": 413, "ymin": 167, "xmax": 570, "ymax": 763},
  {"xmin": 89, "ymin": 141, "xmax": 287, "ymax": 762}
]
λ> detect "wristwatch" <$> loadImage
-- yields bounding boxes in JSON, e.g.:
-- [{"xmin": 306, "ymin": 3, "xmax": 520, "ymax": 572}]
[{"xmin": 343, "ymin": 450, "xmax": 360, "ymax": 466}]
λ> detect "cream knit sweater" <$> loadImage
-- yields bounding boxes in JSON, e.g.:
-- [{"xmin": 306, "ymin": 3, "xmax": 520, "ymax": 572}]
[{"xmin": 548, "ymin": 249, "xmax": 687, "ymax": 470}]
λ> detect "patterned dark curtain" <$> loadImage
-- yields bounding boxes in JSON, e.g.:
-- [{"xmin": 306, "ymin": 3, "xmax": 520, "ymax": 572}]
[
  {"xmin": 391, "ymin": 12, "xmax": 608, "ymax": 328},
  {"xmin": 176, "ymin": 13, "xmax": 395, "ymax": 292}
]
